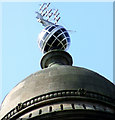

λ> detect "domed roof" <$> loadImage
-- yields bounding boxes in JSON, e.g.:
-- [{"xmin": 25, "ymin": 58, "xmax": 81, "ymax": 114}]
[
  {"xmin": 0, "ymin": 65, "xmax": 115, "ymax": 119},
  {"xmin": 0, "ymin": 51, "xmax": 115, "ymax": 119}
]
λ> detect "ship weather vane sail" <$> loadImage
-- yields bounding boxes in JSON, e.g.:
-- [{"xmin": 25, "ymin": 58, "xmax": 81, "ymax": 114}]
[{"xmin": 36, "ymin": 3, "xmax": 70, "ymax": 54}]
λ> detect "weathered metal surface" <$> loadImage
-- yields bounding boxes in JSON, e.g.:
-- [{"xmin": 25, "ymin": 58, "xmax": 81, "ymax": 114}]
[
  {"xmin": 0, "ymin": 51, "xmax": 115, "ymax": 119},
  {"xmin": 40, "ymin": 50, "xmax": 73, "ymax": 68},
  {"xmin": 1, "ymin": 89, "xmax": 115, "ymax": 119},
  {"xmin": 0, "ymin": 64, "xmax": 115, "ymax": 119}
]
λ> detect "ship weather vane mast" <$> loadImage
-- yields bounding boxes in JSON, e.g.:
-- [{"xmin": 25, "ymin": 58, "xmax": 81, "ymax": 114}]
[{"xmin": 35, "ymin": 3, "xmax": 70, "ymax": 54}]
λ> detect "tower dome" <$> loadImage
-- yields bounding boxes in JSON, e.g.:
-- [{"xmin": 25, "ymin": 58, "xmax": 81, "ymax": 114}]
[
  {"xmin": 0, "ymin": 50, "xmax": 115, "ymax": 120},
  {"xmin": 1, "ymin": 2, "xmax": 115, "ymax": 120}
]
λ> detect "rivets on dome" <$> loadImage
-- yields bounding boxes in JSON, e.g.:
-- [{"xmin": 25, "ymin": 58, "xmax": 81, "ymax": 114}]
[
  {"xmin": 34, "ymin": 98, "xmax": 38, "ymax": 103},
  {"xmin": 54, "ymin": 92, "xmax": 58, "ymax": 97},
  {"xmin": 57, "ymin": 92, "xmax": 62, "ymax": 97},
  {"xmin": 46, "ymin": 94, "xmax": 50, "ymax": 99},
  {"xmin": 38, "ymin": 97, "xmax": 42, "ymax": 102}
]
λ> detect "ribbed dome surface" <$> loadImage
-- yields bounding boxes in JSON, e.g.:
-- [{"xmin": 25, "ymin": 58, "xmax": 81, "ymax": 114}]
[{"xmin": 0, "ymin": 65, "xmax": 115, "ymax": 119}]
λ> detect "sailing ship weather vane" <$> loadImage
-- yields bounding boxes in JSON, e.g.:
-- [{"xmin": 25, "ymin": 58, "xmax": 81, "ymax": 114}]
[{"xmin": 36, "ymin": 3, "xmax": 71, "ymax": 53}]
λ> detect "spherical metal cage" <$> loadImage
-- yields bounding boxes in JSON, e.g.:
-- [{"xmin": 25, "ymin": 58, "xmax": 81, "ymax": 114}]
[{"xmin": 38, "ymin": 25, "xmax": 70, "ymax": 53}]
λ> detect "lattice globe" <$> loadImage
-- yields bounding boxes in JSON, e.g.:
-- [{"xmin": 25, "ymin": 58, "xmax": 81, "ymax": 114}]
[{"xmin": 38, "ymin": 25, "xmax": 70, "ymax": 53}]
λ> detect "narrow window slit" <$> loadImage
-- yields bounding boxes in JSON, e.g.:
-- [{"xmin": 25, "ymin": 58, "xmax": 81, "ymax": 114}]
[
  {"xmin": 39, "ymin": 109, "xmax": 42, "ymax": 114},
  {"xmin": 71, "ymin": 104, "xmax": 75, "ymax": 109},
  {"xmin": 49, "ymin": 106, "xmax": 52, "ymax": 112},
  {"xmin": 29, "ymin": 113, "xmax": 32, "ymax": 118},
  {"xmin": 93, "ymin": 105, "xmax": 96, "ymax": 110},
  {"xmin": 60, "ymin": 104, "xmax": 63, "ymax": 110},
  {"xmin": 83, "ymin": 104, "xmax": 86, "ymax": 109}
]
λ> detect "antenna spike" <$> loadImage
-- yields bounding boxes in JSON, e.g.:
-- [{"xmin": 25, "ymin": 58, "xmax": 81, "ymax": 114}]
[
  {"xmin": 55, "ymin": 13, "xmax": 60, "ymax": 18},
  {"xmin": 42, "ymin": 10, "xmax": 47, "ymax": 17},
  {"xmin": 42, "ymin": 6, "xmax": 47, "ymax": 13},
  {"xmin": 54, "ymin": 17, "xmax": 56, "ymax": 20},
  {"xmin": 54, "ymin": 9, "xmax": 58, "ymax": 15},
  {"xmin": 46, "ymin": 9, "xmax": 52, "ymax": 17},
  {"xmin": 46, "ymin": 3, "xmax": 50, "ymax": 8},
  {"xmin": 40, "ymin": 3, "xmax": 45, "ymax": 10},
  {"xmin": 47, "ymin": 12, "xmax": 53, "ymax": 21},
  {"xmin": 55, "ymin": 17, "xmax": 61, "ymax": 24}
]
